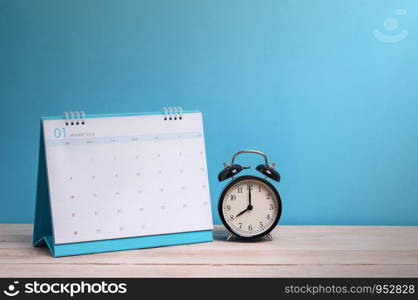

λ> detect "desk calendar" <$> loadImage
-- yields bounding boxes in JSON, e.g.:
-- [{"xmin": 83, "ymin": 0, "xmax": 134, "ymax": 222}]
[{"xmin": 33, "ymin": 108, "xmax": 213, "ymax": 257}]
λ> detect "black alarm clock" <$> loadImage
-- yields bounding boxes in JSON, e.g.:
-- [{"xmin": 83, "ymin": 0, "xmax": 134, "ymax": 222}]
[{"xmin": 218, "ymin": 150, "xmax": 282, "ymax": 240}]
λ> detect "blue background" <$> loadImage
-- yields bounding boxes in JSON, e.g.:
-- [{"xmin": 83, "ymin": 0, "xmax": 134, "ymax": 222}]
[{"xmin": 1, "ymin": 0, "xmax": 417, "ymax": 225}]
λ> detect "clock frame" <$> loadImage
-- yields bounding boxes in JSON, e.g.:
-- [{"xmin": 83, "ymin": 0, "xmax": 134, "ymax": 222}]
[{"xmin": 218, "ymin": 175, "xmax": 282, "ymax": 239}]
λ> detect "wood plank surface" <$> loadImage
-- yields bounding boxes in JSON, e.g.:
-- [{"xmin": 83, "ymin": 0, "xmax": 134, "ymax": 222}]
[{"xmin": 0, "ymin": 224, "xmax": 417, "ymax": 277}]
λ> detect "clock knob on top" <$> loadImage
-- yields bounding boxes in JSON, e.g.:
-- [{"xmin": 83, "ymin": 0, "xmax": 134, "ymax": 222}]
[
  {"xmin": 218, "ymin": 164, "xmax": 251, "ymax": 181},
  {"xmin": 255, "ymin": 164, "xmax": 280, "ymax": 182}
]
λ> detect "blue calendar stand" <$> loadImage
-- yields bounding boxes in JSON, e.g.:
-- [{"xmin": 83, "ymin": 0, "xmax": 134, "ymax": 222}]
[{"xmin": 33, "ymin": 111, "xmax": 213, "ymax": 257}]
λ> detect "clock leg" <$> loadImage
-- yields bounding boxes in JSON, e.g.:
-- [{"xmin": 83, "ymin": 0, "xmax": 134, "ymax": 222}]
[
  {"xmin": 265, "ymin": 233, "xmax": 273, "ymax": 241},
  {"xmin": 226, "ymin": 233, "xmax": 234, "ymax": 241}
]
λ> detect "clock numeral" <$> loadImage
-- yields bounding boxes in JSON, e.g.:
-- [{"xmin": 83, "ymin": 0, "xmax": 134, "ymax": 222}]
[
  {"xmin": 226, "ymin": 205, "xmax": 231, "ymax": 211},
  {"xmin": 247, "ymin": 184, "xmax": 253, "ymax": 190},
  {"xmin": 238, "ymin": 222, "xmax": 242, "ymax": 229},
  {"xmin": 259, "ymin": 221, "xmax": 264, "ymax": 228},
  {"xmin": 248, "ymin": 225, "xmax": 253, "ymax": 231},
  {"xmin": 258, "ymin": 185, "xmax": 261, "ymax": 192},
  {"xmin": 229, "ymin": 215, "xmax": 234, "ymax": 221},
  {"xmin": 237, "ymin": 186, "xmax": 243, "ymax": 193},
  {"xmin": 269, "ymin": 204, "xmax": 274, "ymax": 210},
  {"xmin": 266, "ymin": 192, "xmax": 271, "ymax": 199},
  {"xmin": 266, "ymin": 214, "xmax": 270, "ymax": 220},
  {"xmin": 230, "ymin": 195, "xmax": 236, "ymax": 201}
]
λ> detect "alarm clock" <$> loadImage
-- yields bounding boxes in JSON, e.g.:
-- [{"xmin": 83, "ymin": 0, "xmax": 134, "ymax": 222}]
[{"xmin": 218, "ymin": 150, "xmax": 282, "ymax": 240}]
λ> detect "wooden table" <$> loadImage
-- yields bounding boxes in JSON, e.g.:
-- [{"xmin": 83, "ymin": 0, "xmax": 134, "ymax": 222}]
[{"xmin": 1, "ymin": 224, "xmax": 417, "ymax": 277}]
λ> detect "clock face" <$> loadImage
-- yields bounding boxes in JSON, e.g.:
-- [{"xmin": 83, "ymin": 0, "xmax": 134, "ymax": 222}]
[{"xmin": 219, "ymin": 175, "xmax": 281, "ymax": 238}]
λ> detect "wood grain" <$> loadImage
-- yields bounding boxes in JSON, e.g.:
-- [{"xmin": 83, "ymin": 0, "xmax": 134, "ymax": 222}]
[{"xmin": 0, "ymin": 224, "xmax": 417, "ymax": 277}]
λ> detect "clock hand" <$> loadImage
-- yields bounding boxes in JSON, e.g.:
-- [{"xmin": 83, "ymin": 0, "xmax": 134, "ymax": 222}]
[
  {"xmin": 248, "ymin": 185, "xmax": 252, "ymax": 205},
  {"xmin": 236, "ymin": 187, "xmax": 255, "ymax": 218},
  {"xmin": 236, "ymin": 203, "xmax": 253, "ymax": 218},
  {"xmin": 235, "ymin": 207, "xmax": 249, "ymax": 218}
]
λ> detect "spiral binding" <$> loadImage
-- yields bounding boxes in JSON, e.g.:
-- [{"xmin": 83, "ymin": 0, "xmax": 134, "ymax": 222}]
[
  {"xmin": 64, "ymin": 111, "xmax": 86, "ymax": 126},
  {"xmin": 163, "ymin": 107, "xmax": 183, "ymax": 121},
  {"xmin": 64, "ymin": 108, "xmax": 182, "ymax": 124}
]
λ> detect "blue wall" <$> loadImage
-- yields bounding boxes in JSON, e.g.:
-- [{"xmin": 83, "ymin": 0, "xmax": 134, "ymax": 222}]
[{"xmin": 1, "ymin": 0, "xmax": 417, "ymax": 225}]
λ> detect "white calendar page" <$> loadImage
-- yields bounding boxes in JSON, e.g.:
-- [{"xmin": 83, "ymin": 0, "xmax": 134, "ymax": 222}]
[{"xmin": 42, "ymin": 112, "xmax": 213, "ymax": 244}]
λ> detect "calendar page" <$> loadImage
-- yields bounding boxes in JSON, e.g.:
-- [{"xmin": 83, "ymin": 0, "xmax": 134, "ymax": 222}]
[{"xmin": 42, "ymin": 112, "xmax": 213, "ymax": 244}]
